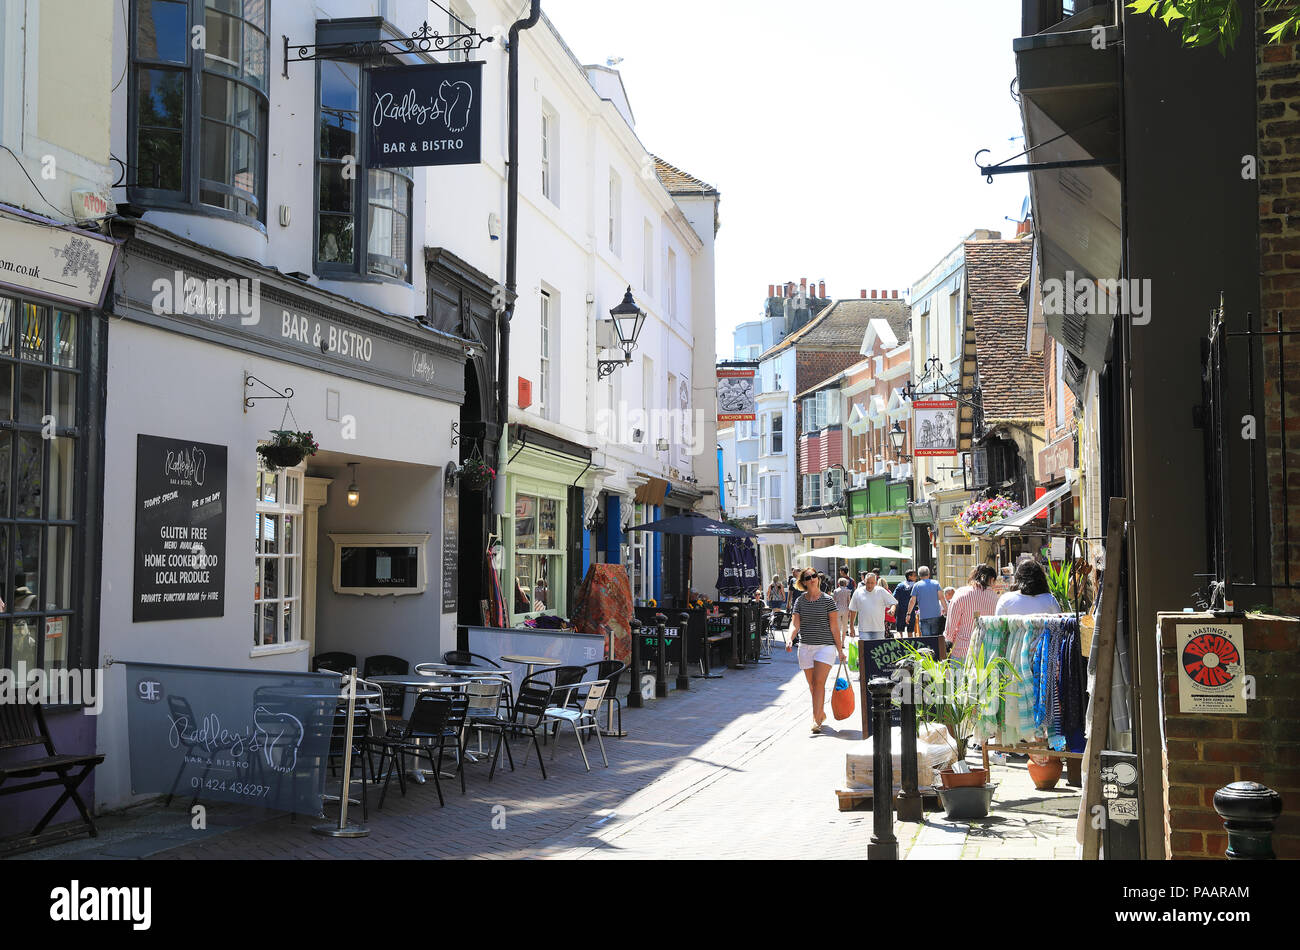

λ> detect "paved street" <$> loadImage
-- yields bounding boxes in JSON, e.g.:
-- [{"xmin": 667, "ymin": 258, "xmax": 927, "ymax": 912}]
[{"xmin": 12, "ymin": 647, "xmax": 1080, "ymax": 861}]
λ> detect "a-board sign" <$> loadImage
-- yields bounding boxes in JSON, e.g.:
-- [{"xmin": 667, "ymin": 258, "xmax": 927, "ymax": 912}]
[
  {"xmin": 859, "ymin": 634, "xmax": 946, "ymax": 683},
  {"xmin": 368, "ymin": 61, "xmax": 483, "ymax": 168},
  {"xmin": 442, "ymin": 481, "xmax": 459, "ymax": 613},
  {"xmin": 133, "ymin": 435, "xmax": 227, "ymax": 622}
]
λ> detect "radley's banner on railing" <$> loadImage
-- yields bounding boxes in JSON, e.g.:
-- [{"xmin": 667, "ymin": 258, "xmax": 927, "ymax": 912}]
[
  {"xmin": 124, "ymin": 662, "xmax": 339, "ymax": 815},
  {"xmin": 368, "ymin": 61, "xmax": 483, "ymax": 168}
]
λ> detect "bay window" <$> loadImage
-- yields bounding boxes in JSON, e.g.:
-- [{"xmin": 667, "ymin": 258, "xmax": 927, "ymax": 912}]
[
  {"xmin": 130, "ymin": 0, "xmax": 269, "ymax": 224},
  {"xmin": 315, "ymin": 58, "xmax": 413, "ymax": 283}
]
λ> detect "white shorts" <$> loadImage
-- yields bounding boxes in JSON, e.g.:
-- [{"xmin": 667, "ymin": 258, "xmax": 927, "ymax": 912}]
[{"xmin": 797, "ymin": 644, "xmax": 838, "ymax": 670}]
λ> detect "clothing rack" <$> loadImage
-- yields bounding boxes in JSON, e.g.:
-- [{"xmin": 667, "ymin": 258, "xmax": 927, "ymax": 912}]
[{"xmin": 970, "ymin": 612, "xmax": 1089, "ymax": 769}]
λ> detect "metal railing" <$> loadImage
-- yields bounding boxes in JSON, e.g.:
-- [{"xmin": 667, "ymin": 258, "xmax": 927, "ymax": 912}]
[{"xmin": 1200, "ymin": 303, "xmax": 1300, "ymax": 608}]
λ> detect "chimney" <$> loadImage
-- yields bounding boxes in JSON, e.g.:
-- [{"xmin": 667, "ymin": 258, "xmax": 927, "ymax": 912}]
[
  {"xmin": 892, "ymin": 290, "xmax": 899, "ymax": 299},
  {"xmin": 800, "ymin": 278, "xmax": 808, "ymax": 296},
  {"xmin": 871, "ymin": 290, "xmax": 878, "ymax": 299},
  {"xmin": 819, "ymin": 280, "xmax": 825, "ymax": 298},
  {"xmin": 880, "ymin": 290, "xmax": 887, "ymax": 300},
  {"xmin": 861, "ymin": 290, "xmax": 867, "ymax": 299},
  {"xmin": 768, "ymin": 284, "xmax": 775, "ymax": 298}
]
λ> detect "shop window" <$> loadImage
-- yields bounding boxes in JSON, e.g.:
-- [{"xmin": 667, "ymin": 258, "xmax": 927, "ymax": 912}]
[
  {"xmin": 512, "ymin": 492, "xmax": 564, "ymax": 620},
  {"xmin": 130, "ymin": 0, "xmax": 270, "ymax": 225},
  {"xmin": 254, "ymin": 466, "xmax": 303, "ymax": 647},
  {"xmin": 315, "ymin": 58, "xmax": 414, "ymax": 282},
  {"xmin": 0, "ymin": 298, "xmax": 82, "ymax": 673}
]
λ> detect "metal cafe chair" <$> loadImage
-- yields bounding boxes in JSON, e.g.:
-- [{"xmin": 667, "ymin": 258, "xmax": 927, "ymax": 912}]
[
  {"xmin": 543, "ymin": 680, "xmax": 611, "ymax": 772},
  {"xmin": 476, "ymin": 683, "xmax": 553, "ymax": 781},
  {"xmin": 375, "ymin": 694, "xmax": 453, "ymax": 809},
  {"xmin": 325, "ymin": 701, "xmax": 375, "ymax": 820},
  {"xmin": 362, "ymin": 655, "xmax": 410, "ymax": 719},
  {"xmin": 462, "ymin": 679, "xmax": 504, "ymax": 757},
  {"xmin": 442, "ymin": 651, "xmax": 515, "ymax": 718},
  {"xmin": 312, "ymin": 652, "xmax": 358, "ymax": 675},
  {"xmin": 583, "ymin": 660, "xmax": 627, "ymax": 736}
]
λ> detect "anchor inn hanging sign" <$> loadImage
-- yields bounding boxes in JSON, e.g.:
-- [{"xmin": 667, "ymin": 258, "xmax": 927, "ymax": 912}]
[{"xmin": 369, "ymin": 61, "xmax": 483, "ymax": 168}]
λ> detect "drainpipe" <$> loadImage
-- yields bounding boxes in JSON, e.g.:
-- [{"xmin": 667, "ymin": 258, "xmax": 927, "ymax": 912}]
[{"xmin": 495, "ymin": 0, "xmax": 543, "ymax": 520}]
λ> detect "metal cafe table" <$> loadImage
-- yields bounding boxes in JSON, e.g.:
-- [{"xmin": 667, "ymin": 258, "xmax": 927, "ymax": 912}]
[{"xmin": 499, "ymin": 655, "xmax": 561, "ymax": 680}]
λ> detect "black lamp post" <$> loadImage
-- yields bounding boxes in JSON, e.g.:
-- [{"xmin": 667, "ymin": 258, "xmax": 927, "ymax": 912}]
[{"xmin": 598, "ymin": 287, "xmax": 647, "ymax": 380}]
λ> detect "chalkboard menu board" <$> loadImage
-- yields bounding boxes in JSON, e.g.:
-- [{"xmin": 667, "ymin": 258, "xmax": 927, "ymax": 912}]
[
  {"xmin": 859, "ymin": 634, "xmax": 947, "ymax": 683},
  {"xmin": 442, "ymin": 483, "xmax": 458, "ymax": 613},
  {"xmin": 133, "ymin": 435, "xmax": 228, "ymax": 622}
]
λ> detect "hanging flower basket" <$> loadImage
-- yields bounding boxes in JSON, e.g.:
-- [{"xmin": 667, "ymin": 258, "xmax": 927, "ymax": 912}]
[
  {"xmin": 459, "ymin": 454, "xmax": 496, "ymax": 491},
  {"xmin": 257, "ymin": 430, "xmax": 319, "ymax": 472},
  {"xmin": 955, "ymin": 495, "xmax": 1022, "ymax": 539}
]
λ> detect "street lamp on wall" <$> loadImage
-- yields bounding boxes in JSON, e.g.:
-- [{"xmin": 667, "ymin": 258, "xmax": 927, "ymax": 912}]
[
  {"xmin": 598, "ymin": 287, "xmax": 647, "ymax": 380},
  {"xmin": 890, "ymin": 423, "xmax": 911, "ymax": 463}
]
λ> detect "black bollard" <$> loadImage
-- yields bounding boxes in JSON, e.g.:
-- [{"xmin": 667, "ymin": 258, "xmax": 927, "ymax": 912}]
[
  {"xmin": 654, "ymin": 613, "xmax": 669, "ymax": 698},
  {"xmin": 729, "ymin": 606, "xmax": 745, "ymax": 669},
  {"xmin": 1213, "ymin": 782, "xmax": 1283, "ymax": 860},
  {"xmin": 894, "ymin": 658, "xmax": 923, "ymax": 822},
  {"xmin": 676, "ymin": 612, "xmax": 692, "ymax": 691},
  {"xmin": 627, "ymin": 619, "xmax": 644, "ymax": 709},
  {"xmin": 867, "ymin": 676, "xmax": 898, "ymax": 860}
]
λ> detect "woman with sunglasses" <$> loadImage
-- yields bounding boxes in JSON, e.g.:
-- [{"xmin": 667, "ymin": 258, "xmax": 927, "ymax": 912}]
[{"xmin": 786, "ymin": 568, "xmax": 846, "ymax": 733}]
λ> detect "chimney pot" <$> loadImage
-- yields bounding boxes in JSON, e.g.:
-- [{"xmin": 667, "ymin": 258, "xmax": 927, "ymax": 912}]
[
  {"xmin": 861, "ymin": 290, "xmax": 867, "ymax": 299},
  {"xmin": 769, "ymin": 284, "xmax": 775, "ymax": 298},
  {"xmin": 819, "ymin": 281, "xmax": 825, "ymax": 298},
  {"xmin": 871, "ymin": 290, "xmax": 878, "ymax": 299},
  {"xmin": 892, "ymin": 290, "xmax": 899, "ymax": 299}
]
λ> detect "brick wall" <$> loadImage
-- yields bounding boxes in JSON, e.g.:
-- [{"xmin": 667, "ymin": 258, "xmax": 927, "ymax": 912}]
[
  {"xmin": 795, "ymin": 350, "xmax": 861, "ymax": 395},
  {"xmin": 1157, "ymin": 612, "xmax": 1299, "ymax": 859},
  {"xmin": 1257, "ymin": 16, "xmax": 1300, "ymax": 614}
]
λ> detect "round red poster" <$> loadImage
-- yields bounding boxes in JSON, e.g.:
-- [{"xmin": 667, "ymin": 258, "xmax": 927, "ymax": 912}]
[{"xmin": 1181, "ymin": 632, "xmax": 1241, "ymax": 689}]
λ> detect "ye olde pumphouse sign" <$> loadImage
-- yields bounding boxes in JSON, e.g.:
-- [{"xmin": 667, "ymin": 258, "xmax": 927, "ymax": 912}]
[{"xmin": 369, "ymin": 62, "xmax": 483, "ymax": 168}]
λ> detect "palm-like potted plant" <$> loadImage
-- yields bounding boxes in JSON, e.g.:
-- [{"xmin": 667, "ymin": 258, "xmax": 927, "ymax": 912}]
[
  {"xmin": 900, "ymin": 642, "xmax": 1019, "ymax": 818},
  {"xmin": 257, "ymin": 430, "xmax": 318, "ymax": 472}
]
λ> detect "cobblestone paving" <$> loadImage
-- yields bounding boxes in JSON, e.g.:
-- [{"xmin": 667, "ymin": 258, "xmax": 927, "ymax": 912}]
[{"xmin": 10, "ymin": 646, "xmax": 1082, "ymax": 860}]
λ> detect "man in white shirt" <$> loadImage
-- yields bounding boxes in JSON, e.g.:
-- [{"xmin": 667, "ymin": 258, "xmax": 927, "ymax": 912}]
[{"xmin": 849, "ymin": 573, "xmax": 897, "ymax": 641}]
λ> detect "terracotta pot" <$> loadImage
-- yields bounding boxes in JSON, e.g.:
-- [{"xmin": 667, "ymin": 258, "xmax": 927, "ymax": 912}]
[
  {"xmin": 938, "ymin": 767, "xmax": 989, "ymax": 789},
  {"xmin": 1027, "ymin": 757, "xmax": 1063, "ymax": 790}
]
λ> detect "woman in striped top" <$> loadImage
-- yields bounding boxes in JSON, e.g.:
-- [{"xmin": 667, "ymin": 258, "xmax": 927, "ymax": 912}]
[
  {"xmin": 786, "ymin": 568, "xmax": 846, "ymax": 733},
  {"xmin": 945, "ymin": 564, "xmax": 1001, "ymax": 660}
]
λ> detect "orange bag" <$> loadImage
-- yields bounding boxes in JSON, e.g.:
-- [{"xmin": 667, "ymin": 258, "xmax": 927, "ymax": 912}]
[{"xmin": 831, "ymin": 663, "xmax": 856, "ymax": 721}]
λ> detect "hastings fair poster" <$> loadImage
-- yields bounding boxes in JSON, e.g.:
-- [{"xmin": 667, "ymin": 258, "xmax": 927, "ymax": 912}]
[{"xmin": 1176, "ymin": 623, "xmax": 1247, "ymax": 714}]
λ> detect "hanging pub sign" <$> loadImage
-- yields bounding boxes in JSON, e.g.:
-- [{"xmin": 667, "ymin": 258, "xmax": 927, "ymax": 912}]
[
  {"xmin": 913, "ymin": 398, "xmax": 958, "ymax": 458},
  {"xmin": 133, "ymin": 435, "xmax": 228, "ymax": 622},
  {"xmin": 717, "ymin": 363, "xmax": 758, "ymax": 423},
  {"xmin": 368, "ymin": 61, "xmax": 483, "ymax": 168}
]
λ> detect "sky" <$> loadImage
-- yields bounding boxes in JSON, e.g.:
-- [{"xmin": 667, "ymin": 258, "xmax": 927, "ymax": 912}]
[{"xmin": 539, "ymin": 0, "xmax": 1031, "ymax": 355}]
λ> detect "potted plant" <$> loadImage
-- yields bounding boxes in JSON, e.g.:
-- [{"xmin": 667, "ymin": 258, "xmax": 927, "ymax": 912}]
[
  {"xmin": 257, "ymin": 430, "xmax": 318, "ymax": 472},
  {"xmin": 1042, "ymin": 552, "xmax": 1074, "ymax": 612},
  {"xmin": 900, "ymin": 642, "xmax": 1019, "ymax": 818},
  {"xmin": 458, "ymin": 453, "xmax": 496, "ymax": 492}
]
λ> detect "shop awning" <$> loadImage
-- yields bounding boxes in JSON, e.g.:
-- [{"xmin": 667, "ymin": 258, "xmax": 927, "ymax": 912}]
[{"xmin": 970, "ymin": 471, "xmax": 1078, "ymax": 537}]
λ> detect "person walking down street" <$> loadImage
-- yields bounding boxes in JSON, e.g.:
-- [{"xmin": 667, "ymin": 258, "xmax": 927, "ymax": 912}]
[
  {"xmin": 945, "ymin": 564, "xmax": 1000, "ymax": 660},
  {"xmin": 833, "ymin": 577, "xmax": 854, "ymax": 638},
  {"xmin": 995, "ymin": 559, "xmax": 1062, "ymax": 616},
  {"xmin": 893, "ymin": 569, "xmax": 917, "ymax": 636},
  {"xmin": 910, "ymin": 566, "xmax": 946, "ymax": 638},
  {"xmin": 849, "ymin": 572, "xmax": 897, "ymax": 641},
  {"xmin": 786, "ymin": 568, "xmax": 846, "ymax": 733},
  {"xmin": 767, "ymin": 575, "xmax": 787, "ymax": 609}
]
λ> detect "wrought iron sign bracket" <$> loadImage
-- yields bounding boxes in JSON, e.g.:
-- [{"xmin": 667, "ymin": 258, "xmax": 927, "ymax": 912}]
[
  {"xmin": 974, "ymin": 113, "xmax": 1119, "ymax": 184},
  {"xmin": 244, "ymin": 373, "xmax": 295, "ymax": 414},
  {"xmin": 598, "ymin": 356, "xmax": 632, "ymax": 380},
  {"xmin": 283, "ymin": 19, "xmax": 495, "ymax": 77}
]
